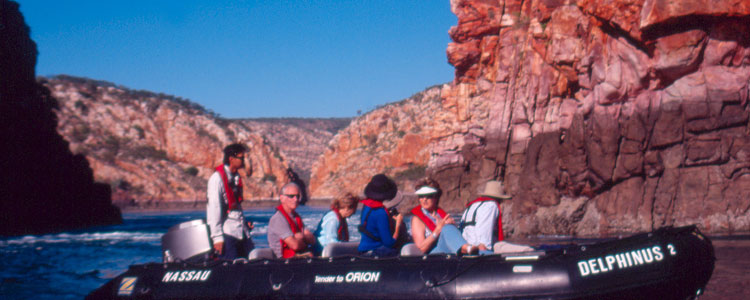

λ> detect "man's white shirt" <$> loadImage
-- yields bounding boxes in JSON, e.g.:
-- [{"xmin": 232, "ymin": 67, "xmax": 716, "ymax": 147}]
[
  {"xmin": 461, "ymin": 201, "xmax": 499, "ymax": 250},
  {"xmin": 206, "ymin": 165, "xmax": 247, "ymax": 244}
]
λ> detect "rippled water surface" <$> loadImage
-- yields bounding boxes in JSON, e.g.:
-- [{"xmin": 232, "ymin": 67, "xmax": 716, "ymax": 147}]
[
  {"xmin": 5, "ymin": 207, "xmax": 742, "ymax": 299},
  {"xmin": 0, "ymin": 207, "xmax": 334, "ymax": 299}
]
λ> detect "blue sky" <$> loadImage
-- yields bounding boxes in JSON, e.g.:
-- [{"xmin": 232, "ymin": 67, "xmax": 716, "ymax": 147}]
[{"xmin": 17, "ymin": 1, "xmax": 458, "ymax": 118}]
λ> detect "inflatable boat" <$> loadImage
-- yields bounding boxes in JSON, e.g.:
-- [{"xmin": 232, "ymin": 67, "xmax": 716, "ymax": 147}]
[{"xmin": 86, "ymin": 222, "xmax": 714, "ymax": 299}]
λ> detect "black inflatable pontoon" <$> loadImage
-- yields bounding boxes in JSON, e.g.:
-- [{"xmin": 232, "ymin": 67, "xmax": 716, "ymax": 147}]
[{"xmin": 87, "ymin": 225, "xmax": 714, "ymax": 299}]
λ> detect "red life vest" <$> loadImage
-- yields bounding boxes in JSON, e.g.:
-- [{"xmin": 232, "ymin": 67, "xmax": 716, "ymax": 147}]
[
  {"xmin": 360, "ymin": 199, "xmax": 385, "ymax": 210},
  {"xmin": 331, "ymin": 205, "xmax": 349, "ymax": 242},
  {"xmin": 410, "ymin": 206, "xmax": 447, "ymax": 232},
  {"xmin": 216, "ymin": 165, "xmax": 243, "ymax": 212},
  {"xmin": 465, "ymin": 197, "xmax": 504, "ymax": 242},
  {"xmin": 276, "ymin": 205, "xmax": 305, "ymax": 258}
]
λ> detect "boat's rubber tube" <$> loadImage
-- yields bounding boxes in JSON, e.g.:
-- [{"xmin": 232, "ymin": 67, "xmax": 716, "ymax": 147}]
[{"xmin": 86, "ymin": 225, "xmax": 714, "ymax": 299}]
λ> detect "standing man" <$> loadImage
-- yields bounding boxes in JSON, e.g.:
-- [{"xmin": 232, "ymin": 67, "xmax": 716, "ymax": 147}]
[
  {"xmin": 268, "ymin": 182, "xmax": 315, "ymax": 258},
  {"xmin": 207, "ymin": 143, "xmax": 255, "ymax": 260}
]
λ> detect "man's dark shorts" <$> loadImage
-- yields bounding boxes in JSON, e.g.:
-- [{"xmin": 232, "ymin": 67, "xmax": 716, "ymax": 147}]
[{"xmin": 220, "ymin": 235, "xmax": 255, "ymax": 260}]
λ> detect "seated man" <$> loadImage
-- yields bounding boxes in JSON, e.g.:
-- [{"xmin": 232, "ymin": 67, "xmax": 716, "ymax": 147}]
[
  {"xmin": 461, "ymin": 180, "xmax": 533, "ymax": 254},
  {"xmin": 268, "ymin": 183, "xmax": 315, "ymax": 258}
]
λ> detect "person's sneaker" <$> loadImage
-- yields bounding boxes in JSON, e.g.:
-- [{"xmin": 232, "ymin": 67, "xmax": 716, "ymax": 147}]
[{"xmin": 459, "ymin": 244, "xmax": 479, "ymax": 256}]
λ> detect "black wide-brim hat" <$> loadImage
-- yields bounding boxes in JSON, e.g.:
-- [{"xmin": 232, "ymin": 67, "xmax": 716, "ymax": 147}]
[{"xmin": 364, "ymin": 174, "xmax": 398, "ymax": 201}]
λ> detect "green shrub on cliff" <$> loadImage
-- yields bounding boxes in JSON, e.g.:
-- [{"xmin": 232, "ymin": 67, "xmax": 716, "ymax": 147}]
[
  {"xmin": 262, "ymin": 173, "xmax": 277, "ymax": 182},
  {"xmin": 184, "ymin": 166, "xmax": 199, "ymax": 177},
  {"xmin": 394, "ymin": 164, "xmax": 426, "ymax": 181}
]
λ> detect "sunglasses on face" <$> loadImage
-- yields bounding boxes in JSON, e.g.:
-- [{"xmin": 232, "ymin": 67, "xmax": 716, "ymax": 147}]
[{"xmin": 284, "ymin": 194, "xmax": 300, "ymax": 199}]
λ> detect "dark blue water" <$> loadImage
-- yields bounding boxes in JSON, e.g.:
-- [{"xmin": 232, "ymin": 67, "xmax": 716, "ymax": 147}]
[{"xmin": 0, "ymin": 206, "xmax": 340, "ymax": 299}]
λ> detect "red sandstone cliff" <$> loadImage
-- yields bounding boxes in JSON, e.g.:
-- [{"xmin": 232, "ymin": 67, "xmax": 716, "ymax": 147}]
[
  {"xmin": 309, "ymin": 86, "xmax": 453, "ymax": 199},
  {"xmin": 438, "ymin": 0, "xmax": 750, "ymax": 236},
  {"xmin": 313, "ymin": 0, "xmax": 750, "ymax": 236},
  {"xmin": 46, "ymin": 76, "xmax": 352, "ymax": 208},
  {"xmin": 45, "ymin": 76, "xmax": 292, "ymax": 207},
  {"xmin": 239, "ymin": 118, "xmax": 350, "ymax": 182}
]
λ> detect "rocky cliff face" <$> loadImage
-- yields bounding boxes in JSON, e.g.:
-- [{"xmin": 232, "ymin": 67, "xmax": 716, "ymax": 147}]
[
  {"xmin": 314, "ymin": 0, "xmax": 750, "ymax": 236},
  {"xmin": 0, "ymin": 1, "xmax": 120, "ymax": 235},
  {"xmin": 440, "ymin": 0, "xmax": 750, "ymax": 236},
  {"xmin": 310, "ymin": 86, "xmax": 457, "ymax": 201},
  {"xmin": 239, "ymin": 118, "xmax": 351, "ymax": 182},
  {"xmin": 45, "ymin": 76, "xmax": 293, "ymax": 206}
]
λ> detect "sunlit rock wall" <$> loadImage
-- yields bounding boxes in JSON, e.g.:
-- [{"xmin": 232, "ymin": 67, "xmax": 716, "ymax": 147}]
[
  {"xmin": 314, "ymin": 0, "xmax": 750, "ymax": 236},
  {"xmin": 436, "ymin": 0, "xmax": 750, "ymax": 236}
]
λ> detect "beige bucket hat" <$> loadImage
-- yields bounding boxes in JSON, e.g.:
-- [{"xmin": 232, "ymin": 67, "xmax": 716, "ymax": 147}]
[{"xmin": 480, "ymin": 180, "xmax": 511, "ymax": 199}]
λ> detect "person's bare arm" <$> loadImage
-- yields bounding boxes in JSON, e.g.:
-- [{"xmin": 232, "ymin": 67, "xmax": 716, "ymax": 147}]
[
  {"xmin": 283, "ymin": 233, "xmax": 307, "ymax": 251},
  {"xmin": 412, "ymin": 217, "xmax": 438, "ymax": 253},
  {"xmin": 392, "ymin": 213, "xmax": 404, "ymax": 240},
  {"xmin": 302, "ymin": 228, "xmax": 316, "ymax": 245}
]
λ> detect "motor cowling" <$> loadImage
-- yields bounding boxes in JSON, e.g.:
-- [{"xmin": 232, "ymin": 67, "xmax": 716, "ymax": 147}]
[{"xmin": 161, "ymin": 219, "xmax": 213, "ymax": 263}]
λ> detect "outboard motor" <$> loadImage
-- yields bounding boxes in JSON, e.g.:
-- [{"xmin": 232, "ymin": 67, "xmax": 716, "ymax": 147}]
[{"xmin": 161, "ymin": 219, "xmax": 213, "ymax": 263}]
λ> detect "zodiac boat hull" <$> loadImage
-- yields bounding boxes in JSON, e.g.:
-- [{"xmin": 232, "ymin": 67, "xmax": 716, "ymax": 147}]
[{"xmin": 86, "ymin": 225, "xmax": 714, "ymax": 299}]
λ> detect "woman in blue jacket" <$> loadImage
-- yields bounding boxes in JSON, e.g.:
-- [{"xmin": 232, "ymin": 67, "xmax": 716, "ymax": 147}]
[{"xmin": 357, "ymin": 174, "xmax": 404, "ymax": 257}]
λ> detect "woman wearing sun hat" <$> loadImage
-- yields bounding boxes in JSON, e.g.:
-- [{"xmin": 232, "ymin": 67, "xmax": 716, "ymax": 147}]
[
  {"xmin": 410, "ymin": 178, "xmax": 475, "ymax": 255},
  {"xmin": 409, "ymin": 178, "xmax": 456, "ymax": 253},
  {"xmin": 357, "ymin": 174, "xmax": 404, "ymax": 257}
]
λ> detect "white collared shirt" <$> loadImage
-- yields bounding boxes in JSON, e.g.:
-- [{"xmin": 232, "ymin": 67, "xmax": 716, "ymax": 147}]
[
  {"xmin": 206, "ymin": 165, "xmax": 248, "ymax": 243},
  {"xmin": 461, "ymin": 201, "xmax": 499, "ymax": 250}
]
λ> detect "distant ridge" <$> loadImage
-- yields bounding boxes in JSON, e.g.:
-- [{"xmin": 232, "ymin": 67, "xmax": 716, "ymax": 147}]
[{"xmin": 44, "ymin": 74, "xmax": 349, "ymax": 208}]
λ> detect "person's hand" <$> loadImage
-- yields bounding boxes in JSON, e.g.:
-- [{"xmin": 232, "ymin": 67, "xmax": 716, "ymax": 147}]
[
  {"xmin": 436, "ymin": 214, "xmax": 452, "ymax": 230},
  {"xmin": 213, "ymin": 241, "xmax": 223, "ymax": 255},
  {"xmin": 303, "ymin": 229, "xmax": 315, "ymax": 243},
  {"xmin": 394, "ymin": 213, "xmax": 404, "ymax": 224},
  {"xmin": 443, "ymin": 214, "xmax": 455, "ymax": 225}
]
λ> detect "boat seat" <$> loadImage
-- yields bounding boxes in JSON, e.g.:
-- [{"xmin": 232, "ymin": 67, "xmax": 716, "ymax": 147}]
[
  {"xmin": 493, "ymin": 241, "xmax": 536, "ymax": 254},
  {"xmin": 248, "ymin": 248, "xmax": 275, "ymax": 260},
  {"xmin": 321, "ymin": 242, "xmax": 359, "ymax": 258},
  {"xmin": 400, "ymin": 243, "xmax": 423, "ymax": 256}
]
